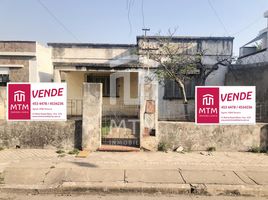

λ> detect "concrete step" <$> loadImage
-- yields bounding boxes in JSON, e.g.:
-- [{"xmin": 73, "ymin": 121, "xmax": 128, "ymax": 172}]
[{"xmin": 98, "ymin": 145, "xmax": 140, "ymax": 152}]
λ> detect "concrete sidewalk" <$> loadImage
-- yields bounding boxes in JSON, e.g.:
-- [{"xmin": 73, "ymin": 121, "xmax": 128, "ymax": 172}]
[{"xmin": 0, "ymin": 149, "xmax": 267, "ymax": 197}]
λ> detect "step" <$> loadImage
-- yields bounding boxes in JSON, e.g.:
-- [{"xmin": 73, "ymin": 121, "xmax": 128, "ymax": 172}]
[{"xmin": 98, "ymin": 145, "xmax": 140, "ymax": 152}]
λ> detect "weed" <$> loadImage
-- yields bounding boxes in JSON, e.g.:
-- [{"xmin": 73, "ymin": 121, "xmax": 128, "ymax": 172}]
[
  {"xmin": 68, "ymin": 148, "xmax": 80, "ymax": 155},
  {"xmin": 56, "ymin": 149, "xmax": 65, "ymax": 154},
  {"xmin": 158, "ymin": 142, "xmax": 170, "ymax": 152},
  {"xmin": 207, "ymin": 146, "xmax": 216, "ymax": 152}
]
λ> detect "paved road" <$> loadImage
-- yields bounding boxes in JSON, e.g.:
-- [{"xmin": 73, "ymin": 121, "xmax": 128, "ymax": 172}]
[{"xmin": 0, "ymin": 193, "xmax": 267, "ymax": 200}]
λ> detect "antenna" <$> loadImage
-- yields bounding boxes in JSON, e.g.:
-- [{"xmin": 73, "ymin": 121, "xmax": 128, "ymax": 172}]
[{"xmin": 142, "ymin": 28, "xmax": 150, "ymax": 37}]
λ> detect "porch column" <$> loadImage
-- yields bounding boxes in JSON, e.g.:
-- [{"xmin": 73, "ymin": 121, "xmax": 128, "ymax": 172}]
[
  {"xmin": 53, "ymin": 69, "xmax": 61, "ymax": 82},
  {"xmin": 140, "ymin": 83, "xmax": 159, "ymax": 151},
  {"xmin": 82, "ymin": 83, "xmax": 102, "ymax": 151}
]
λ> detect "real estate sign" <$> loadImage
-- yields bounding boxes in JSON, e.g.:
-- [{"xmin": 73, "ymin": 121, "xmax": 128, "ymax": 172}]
[
  {"xmin": 7, "ymin": 83, "xmax": 67, "ymax": 121},
  {"xmin": 195, "ymin": 86, "xmax": 256, "ymax": 125}
]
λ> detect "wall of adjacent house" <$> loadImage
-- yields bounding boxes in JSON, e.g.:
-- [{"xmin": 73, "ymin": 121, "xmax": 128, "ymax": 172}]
[
  {"xmin": 238, "ymin": 50, "xmax": 268, "ymax": 64},
  {"xmin": 0, "ymin": 41, "xmax": 37, "ymax": 83},
  {"xmin": 225, "ymin": 64, "xmax": 268, "ymax": 103}
]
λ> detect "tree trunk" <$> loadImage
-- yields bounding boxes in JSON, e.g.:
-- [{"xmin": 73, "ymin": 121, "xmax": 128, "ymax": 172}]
[
  {"xmin": 180, "ymin": 84, "xmax": 188, "ymax": 104},
  {"xmin": 175, "ymin": 79, "xmax": 188, "ymax": 104}
]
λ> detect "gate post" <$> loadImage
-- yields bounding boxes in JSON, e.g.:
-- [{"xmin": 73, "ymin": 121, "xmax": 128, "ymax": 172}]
[
  {"xmin": 140, "ymin": 83, "xmax": 159, "ymax": 151},
  {"xmin": 82, "ymin": 83, "xmax": 102, "ymax": 151}
]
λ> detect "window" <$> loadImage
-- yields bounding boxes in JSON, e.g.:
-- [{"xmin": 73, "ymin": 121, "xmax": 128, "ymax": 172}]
[
  {"xmin": 0, "ymin": 74, "xmax": 9, "ymax": 86},
  {"xmin": 164, "ymin": 78, "xmax": 196, "ymax": 99},
  {"xmin": 87, "ymin": 75, "xmax": 119, "ymax": 97}
]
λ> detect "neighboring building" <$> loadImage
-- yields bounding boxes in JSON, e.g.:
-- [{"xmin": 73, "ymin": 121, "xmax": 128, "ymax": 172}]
[
  {"xmin": 0, "ymin": 41, "xmax": 53, "ymax": 84},
  {"xmin": 225, "ymin": 10, "xmax": 268, "ymax": 122},
  {"xmin": 238, "ymin": 10, "xmax": 268, "ymax": 64}
]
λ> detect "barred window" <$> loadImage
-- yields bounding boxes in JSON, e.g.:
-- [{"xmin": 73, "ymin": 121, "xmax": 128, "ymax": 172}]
[
  {"xmin": 0, "ymin": 74, "xmax": 9, "ymax": 86},
  {"xmin": 87, "ymin": 75, "xmax": 119, "ymax": 97},
  {"xmin": 164, "ymin": 78, "xmax": 196, "ymax": 99}
]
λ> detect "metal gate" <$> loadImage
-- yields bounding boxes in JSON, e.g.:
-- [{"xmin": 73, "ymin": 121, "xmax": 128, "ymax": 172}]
[{"xmin": 101, "ymin": 101, "xmax": 140, "ymax": 147}]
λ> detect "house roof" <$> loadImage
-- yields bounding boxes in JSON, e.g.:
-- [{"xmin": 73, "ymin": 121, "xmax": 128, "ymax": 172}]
[
  {"xmin": 136, "ymin": 35, "xmax": 234, "ymax": 41},
  {"xmin": 47, "ymin": 43, "xmax": 137, "ymax": 48}
]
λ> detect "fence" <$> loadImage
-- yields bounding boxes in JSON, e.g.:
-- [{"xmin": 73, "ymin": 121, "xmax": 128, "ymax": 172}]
[
  {"xmin": 67, "ymin": 99, "xmax": 83, "ymax": 117},
  {"xmin": 159, "ymin": 102, "xmax": 268, "ymax": 123},
  {"xmin": 101, "ymin": 100, "xmax": 140, "ymax": 147},
  {"xmin": 256, "ymin": 102, "xmax": 268, "ymax": 122}
]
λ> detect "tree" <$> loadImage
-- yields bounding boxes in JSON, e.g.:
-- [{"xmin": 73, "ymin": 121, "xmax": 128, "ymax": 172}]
[{"xmin": 139, "ymin": 31, "xmax": 233, "ymax": 104}]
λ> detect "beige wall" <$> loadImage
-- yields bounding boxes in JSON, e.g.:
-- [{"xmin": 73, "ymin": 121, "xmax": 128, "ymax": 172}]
[
  {"xmin": 159, "ymin": 121, "xmax": 267, "ymax": 151},
  {"xmin": 66, "ymin": 71, "xmax": 139, "ymax": 116},
  {"xmin": 51, "ymin": 45, "xmax": 136, "ymax": 65},
  {"xmin": 66, "ymin": 71, "xmax": 85, "ymax": 100}
]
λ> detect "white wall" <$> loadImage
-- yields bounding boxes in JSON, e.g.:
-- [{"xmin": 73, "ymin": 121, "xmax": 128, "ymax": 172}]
[{"xmin": 36, "ymin": 43, "xmax": 53, "ymax": 82}]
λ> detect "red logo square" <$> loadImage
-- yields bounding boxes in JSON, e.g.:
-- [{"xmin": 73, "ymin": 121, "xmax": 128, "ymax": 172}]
[
  {"xmin": 196, "ymin": 87, "xmax": 219, "ymax": 124},
  {"xmin": 8, "ymin": 84, "xmax": 31, "ymax": 120}
]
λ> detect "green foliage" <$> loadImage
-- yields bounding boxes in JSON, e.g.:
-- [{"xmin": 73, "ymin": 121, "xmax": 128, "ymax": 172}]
[
  {"xmin": 68, "ymin": 148, "xmax": 80, "ymax": 155},
  {"xmin": 56, "ymin": 149, "xmax": 65, "ymax": 154},
  {"xmin": 102, "ymin": 120, "xmax": 111, "ymax": 137},
  {"xmin": 158, "ymin": 142, "xmax": 170, "ymax": 152}
]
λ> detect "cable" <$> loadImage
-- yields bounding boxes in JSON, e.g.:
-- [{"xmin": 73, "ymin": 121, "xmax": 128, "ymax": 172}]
[
  {"xmin": 127, "ymin": 0, "xmax": 132, "ymax": 35},
  {"xmin": 231, "ymin": 16, "xmax": 263, "ymax": 36},
  {"xmin": 37, "ymin": 0, "xmax": 80, "ymax": 42},
  {"xmin": 141, "ymin": 0, "xmax": 145, "ymax": 28},
  {"xmin": 207, "ymin": 0, "xmax": 229, "ymax": 36}
]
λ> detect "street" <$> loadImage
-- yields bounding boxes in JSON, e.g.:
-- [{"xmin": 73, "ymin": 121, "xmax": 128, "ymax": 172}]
[{"xmin": 0, "ymin": 193, "xmax": 267, "ymax": 200}]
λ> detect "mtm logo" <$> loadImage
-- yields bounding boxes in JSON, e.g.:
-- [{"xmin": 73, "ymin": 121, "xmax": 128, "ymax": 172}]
[
  {"xmin": 8, "ymin": 84, "xmax": 31, "ymax": 120},
  {"xmin": 14, "ymin": 90, "xmax": 26, "ymax": 102},
  {"xmin": 202, "ymin": 94, "xmax": 214, "ymax": 106},
  {"xmin": 196, "ymin": 87, "xmax": 219, "ymax": 124}
]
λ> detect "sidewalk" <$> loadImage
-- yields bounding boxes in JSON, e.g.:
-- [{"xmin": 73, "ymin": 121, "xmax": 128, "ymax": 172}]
[{"xmin": 0, "ymin": 149, "xmax": 267, "ymax": 197}]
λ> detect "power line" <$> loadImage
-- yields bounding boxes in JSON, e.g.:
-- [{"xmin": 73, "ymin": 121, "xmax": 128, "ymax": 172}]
[
  {"xmin": 126, "ymin": 0, "xmax": 133, "ymax": 35},
  {"xmin": 37, "ymin": 0, "xmax": 80, "ymax": 42},
  {"xmin": 141, "ymin": 0, "xmax": 145, "ymax": 28},
  {"xmin": 231, "ymin": 16, "xmax": 263, "ymax": 36},
  {"xmin": 207, "ymin": 0, "xmax": 229, "ymax": 36}
]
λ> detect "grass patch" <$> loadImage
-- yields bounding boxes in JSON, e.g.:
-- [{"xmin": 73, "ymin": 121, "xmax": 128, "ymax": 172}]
[
  {"xmin": 68, "ymin": 148, "xmax": 80, "ymax": 155},
  {"xmin": 102, "ymin": 120, "xmax": 111, "ymax": 137},
  {"xmin": 158, "ymin": 142, "xmax": 170, "ymax": 152},
  {"xmin": 0, "ymin": 173, "xmax": 4, "ymax": 184},
  {"xmin": 207, "ymin": 146, "xmax": 216, "ymax": 152},
  {"xmin": 56, "ymin": 149, "xmax": 65, "ymax": 154}
]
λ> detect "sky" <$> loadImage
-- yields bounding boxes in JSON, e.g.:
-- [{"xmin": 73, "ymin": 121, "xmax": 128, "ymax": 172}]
[{"xmin": 0, "ymin": 0, "xmax": 268, "ymax": 56}]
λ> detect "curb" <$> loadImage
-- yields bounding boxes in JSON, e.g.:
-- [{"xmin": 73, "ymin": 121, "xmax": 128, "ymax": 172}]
[{"xmin": 0, "ymin": 182, "xmax": 268, "ymax": 197}]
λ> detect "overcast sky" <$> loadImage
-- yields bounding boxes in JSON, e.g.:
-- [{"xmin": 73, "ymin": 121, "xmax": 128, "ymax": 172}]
[{"xmin": 0, "ymin": 0, "xmax": 268, "ymax": 56}]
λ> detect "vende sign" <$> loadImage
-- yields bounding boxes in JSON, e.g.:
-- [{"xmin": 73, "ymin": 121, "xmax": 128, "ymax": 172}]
[
  {"xmin": 7, "ymin": 83, "xmax": 67, "ymax": 121},
  {"xmin": 195, "ymin": 86, "xmax": 256, "ymax": 125}
]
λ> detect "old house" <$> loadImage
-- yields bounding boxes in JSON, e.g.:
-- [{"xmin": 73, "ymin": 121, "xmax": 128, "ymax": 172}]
[{"xmin": 3, "ymin": 35, "xmax": 265, "ymax": 152}]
